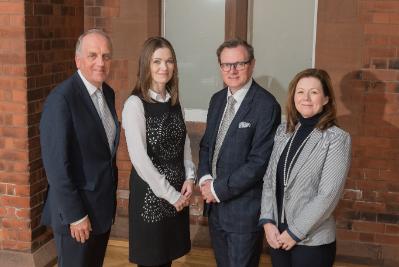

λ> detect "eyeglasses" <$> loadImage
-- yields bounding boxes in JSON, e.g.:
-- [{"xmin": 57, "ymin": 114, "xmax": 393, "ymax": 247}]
[{"xmin": 220, "ymin": 60, "xmax": 251, "ymax": 72}]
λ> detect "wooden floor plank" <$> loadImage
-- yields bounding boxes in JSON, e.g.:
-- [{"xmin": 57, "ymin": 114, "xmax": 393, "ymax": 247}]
[
  {"xmin": 98, "ymin": 240, "xmax": 370, "ymax": 267},
  {"xmin": 53, "ymin": 239, "xmax": 373, "ymax": 266}
]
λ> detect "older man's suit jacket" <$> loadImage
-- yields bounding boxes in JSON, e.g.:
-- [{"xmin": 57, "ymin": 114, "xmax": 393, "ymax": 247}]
[
  {"xmin": 40, "ymin": 72, "xmax": 120, "ymax": 235},
  {"xmin": 260, "ymin": 123, "xmax": 351, "ymax": 245},
  {"xmin": 198, "ymin": 80, "xmax": 281, "ymax": 233}
]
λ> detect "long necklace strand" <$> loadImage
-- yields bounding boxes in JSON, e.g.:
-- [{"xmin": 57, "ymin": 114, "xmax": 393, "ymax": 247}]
[{"xmin": 283, "ymin": 125, "xmax": 312, "ymax": 187}]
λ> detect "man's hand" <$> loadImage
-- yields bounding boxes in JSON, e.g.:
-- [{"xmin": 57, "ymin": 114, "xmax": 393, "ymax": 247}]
[
  {"xmin": 264, "ymin": 223, "xmax": 281, "ymax": 249},
  {"xmin": 200, "ymin": 180, "xmax": 216, "ymax": 203},
  {"xmin": 70, "ymin": 217, "xmax": 92, "ymax": 243},
  {"xmin": 278, "ymin": 230, "xmax": 297, "ymax": 251},
  {"xmin": 181, "ymin": 179, "xmax": 195, "ymax": 199},
  {"xmin": 173, "ymin": 195, "xmax": 190, "ymax": 212}
]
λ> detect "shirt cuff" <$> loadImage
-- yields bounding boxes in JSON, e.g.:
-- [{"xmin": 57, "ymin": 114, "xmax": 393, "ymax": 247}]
[
  {"xmin": 170, "ymin": 192, "xmax": 181, "ymax": 205},
  {"xmin": 259, "ymin": 218, "xmax": 276, "ymax": 227},
  {"xmin": 70, "ymin": 215, "xmax": 88, "ymax": 225},
  {"xmin": 211, "ymin": 180, "xmax": 221, "ymax": 203},
  {"xmin": 287, "ymin": 228, "xmax": 302, "ymax": 242},
  {"xmin": 184, "ymin": 160, "xmax": 196, "ymax": 180},
  {"xmin": 199, "ymin": 174, "xmax": 213, "ymax": 186}
]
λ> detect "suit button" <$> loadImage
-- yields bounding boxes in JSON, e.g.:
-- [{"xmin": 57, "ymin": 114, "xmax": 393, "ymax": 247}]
[{"xmin": 285, "ymin": 193, "xmax": 290, "ymax": 200}]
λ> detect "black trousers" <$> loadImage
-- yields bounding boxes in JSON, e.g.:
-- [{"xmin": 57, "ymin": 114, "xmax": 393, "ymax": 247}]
[
  {"xmin": 269, "ymin": 241, "xmax": 336, "ymax": 267},
  {"xmin": 54, "ymin": 230, "xmax": 110, "ymax": 267}
]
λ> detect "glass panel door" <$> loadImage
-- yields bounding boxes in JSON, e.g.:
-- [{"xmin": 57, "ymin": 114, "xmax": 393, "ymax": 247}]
[{"xmin": 163, "ymin": 0, "xmax": 225, "ymax": 114}]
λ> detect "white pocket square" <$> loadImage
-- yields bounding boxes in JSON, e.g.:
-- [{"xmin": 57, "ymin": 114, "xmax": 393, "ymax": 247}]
[{"xmin": 238, "ymin": 122, "xmax": 251, "ymax": 128}]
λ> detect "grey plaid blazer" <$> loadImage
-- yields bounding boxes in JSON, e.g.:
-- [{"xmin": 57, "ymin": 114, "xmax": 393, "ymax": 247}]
[{"xmin": 260, "ymin": 122, "xmax": 351, "ymax": 246}]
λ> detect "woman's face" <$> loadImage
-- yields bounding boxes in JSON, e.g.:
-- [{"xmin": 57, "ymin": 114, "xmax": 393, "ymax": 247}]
[
  {"xmin": 294, "ymin": 77, "xmax": 329, "ymax": 118},
  {"xmin": 150, "ymin": 47, "xmax": 174, "ymax": 91}
]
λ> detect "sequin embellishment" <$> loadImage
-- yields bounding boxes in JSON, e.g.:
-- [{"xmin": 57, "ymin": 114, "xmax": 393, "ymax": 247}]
[{"xmin": 140, "ymin": 108, "xmax": 186, "ymax": 223}]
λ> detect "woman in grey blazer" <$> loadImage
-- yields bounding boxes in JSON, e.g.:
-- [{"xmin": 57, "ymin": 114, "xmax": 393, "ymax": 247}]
[{"xmin": 260, "ymin": 68, "xmax": 351, "ymax": 267}]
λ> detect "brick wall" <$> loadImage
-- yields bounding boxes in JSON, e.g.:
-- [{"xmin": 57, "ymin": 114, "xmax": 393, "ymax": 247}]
[
  {"xmin": 25, "ymin": 0, "xmax": 84, "ymax": 253},
  {"xmin": 0, "ymin": 0, "xmax": 29, "ymax": 252},
  {"xmin": 0, "ymin": 0, "xmax": 84, "ymax": 262},
  {"xmin": 316, "ymin": 0, "xmax": 399, "ymax": 266}
]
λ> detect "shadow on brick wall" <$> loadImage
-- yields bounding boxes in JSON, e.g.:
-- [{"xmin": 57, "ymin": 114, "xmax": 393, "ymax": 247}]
[{"xmin": 336, "ymin": 70, "xmax": 399, "ymax": 266}]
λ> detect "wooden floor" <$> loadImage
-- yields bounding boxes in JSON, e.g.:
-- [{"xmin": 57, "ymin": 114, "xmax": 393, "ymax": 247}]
[{"xmin": 98, "ymin": 240, "xmax": 372, "ymax": 267}]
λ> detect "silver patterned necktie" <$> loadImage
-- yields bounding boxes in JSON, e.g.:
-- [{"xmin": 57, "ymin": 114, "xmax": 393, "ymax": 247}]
[
  {"xmin": 96, "ymin": 89, "xmax": 116, "ymax": 151},
  {"xmin": 212, "ymin": 95, "xmax": 236, "ymax": 178}
]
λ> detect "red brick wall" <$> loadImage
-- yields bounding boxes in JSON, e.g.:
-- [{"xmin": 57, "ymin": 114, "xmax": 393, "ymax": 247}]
[
  {"xmin": 316, "ymin": 0, "xmax": 399, "ymax": 265},
  {"xmin": 0, "ymin": 0, "xmax": 29, "ymax": 252},
  {"xmin": 0, "ymin": 0, "xmax": 84, "ymax": 254},
  {"xmin": 26, "ymin": 0, "xmax": 84, "ymax": 252}
]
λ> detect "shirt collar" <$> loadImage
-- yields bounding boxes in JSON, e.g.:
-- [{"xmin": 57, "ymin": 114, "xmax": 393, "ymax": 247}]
[
  {"xmin": 149, "ymin": 89, "xmax": 171, "ymax": 103},
  {"xmin": 77, "ymin": 70, "xmax": 102, "ymax": 96},
  {"xmin": 227, "ymin": 78, "xmax": 252, "ymax": 104}
]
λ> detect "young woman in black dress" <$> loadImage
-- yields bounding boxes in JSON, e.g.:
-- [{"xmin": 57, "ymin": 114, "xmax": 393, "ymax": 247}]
[{"xmin": 122, "ymin": 37, "xmax": 195, "ymax": 267}]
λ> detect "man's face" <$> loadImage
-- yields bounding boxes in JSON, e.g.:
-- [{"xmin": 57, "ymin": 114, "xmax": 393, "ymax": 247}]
[
  {"xmin": 75, "ymin": 33, "xmax": 112, "ymax": 88},
  {"xmin": 219, "ymin": 45, "xmax": 254, "ymax": 93}
]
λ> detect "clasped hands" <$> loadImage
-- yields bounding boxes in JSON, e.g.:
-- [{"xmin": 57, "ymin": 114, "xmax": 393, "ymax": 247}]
[
  {"xmin": 173, "ymin": 179, "xmax": 195, "ymax": 211},
  {"xmin": 264, "ymin": 223, "xmax": 297, "ymax": 251},
  {"xmin": 177, "ymin": 178, "xmax": 216, "ymax": 212}
]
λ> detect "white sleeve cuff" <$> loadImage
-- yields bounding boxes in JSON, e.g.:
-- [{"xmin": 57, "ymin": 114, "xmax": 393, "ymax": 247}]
[
  {"xmin": 170, "ymin": 192, "xmax": 182, "ymax": 205},
  {"xmin": 184, "ymin": 159, "xmax": 196, "ymax": 180},
  {"xmin": 211, "ymin": 180, "xmax": 221, "ymax": 203},
  {"xmin": 199, "ymin": 174, "xmax": 213, "ymax": 186},
  {"xmin": 70, "ymin": 215, "xmax": 88, "ymax": 225}
]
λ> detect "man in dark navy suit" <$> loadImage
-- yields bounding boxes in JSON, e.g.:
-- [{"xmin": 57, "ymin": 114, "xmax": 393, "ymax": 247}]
[
  {"xmin": 40, "ymin": 29, "xmax": 120, "ymax": 267},
  {"xmin": 198, "ymin": 39, "xmax": 281, "ymax": 267}
]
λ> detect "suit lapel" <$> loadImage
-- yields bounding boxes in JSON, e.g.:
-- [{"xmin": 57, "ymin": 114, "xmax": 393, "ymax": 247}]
[
  {"xmin": 73, "ymin": 73, "xmax": 111, "ymax": 153},
  {"xmin": 209, "ymin": 91, "xmax": 227, "ymax": 159},
  {"xmin": 287, "ymin": 128, "xmax": 322, "ymax": 187}
]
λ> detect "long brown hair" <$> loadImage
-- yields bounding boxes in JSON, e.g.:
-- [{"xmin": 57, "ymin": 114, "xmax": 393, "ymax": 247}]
[
  {"xmin": 286, "ymin": 68, "xmax": 337, "ymax": 133},
  {"xmin": 131, "ymin": 37, "xmax": 179, "ymax": 105}
]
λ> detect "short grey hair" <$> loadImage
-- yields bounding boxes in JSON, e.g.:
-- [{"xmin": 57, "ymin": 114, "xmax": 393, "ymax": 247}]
[{"xmin": 75, "ymin": 29, "xmax": 113, "ymax": 56}]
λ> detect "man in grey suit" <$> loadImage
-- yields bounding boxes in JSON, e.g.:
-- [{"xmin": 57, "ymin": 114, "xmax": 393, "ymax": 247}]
[{"xmin": 198, "ymin": 38, "xmax": 281, "ymax": 267}]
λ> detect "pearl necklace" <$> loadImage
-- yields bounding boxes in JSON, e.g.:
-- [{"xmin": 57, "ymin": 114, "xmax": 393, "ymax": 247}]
[{"xmin": 283, "ymin": 125, "xmax": 313, "ymax": 187}]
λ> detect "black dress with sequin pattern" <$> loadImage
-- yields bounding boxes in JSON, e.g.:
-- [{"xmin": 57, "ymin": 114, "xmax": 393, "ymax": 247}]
[{"xmin": 128, "ymin": 98, "xmax": 191, "ymax": 265}]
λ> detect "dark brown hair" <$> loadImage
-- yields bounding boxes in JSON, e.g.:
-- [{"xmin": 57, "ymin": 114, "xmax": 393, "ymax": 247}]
[
  {"xmin": 131, "ymin": 37, "xmax": 179, "ymax": 105},
  {"xmin": 286, "ymin": 68, "xmax": 337, "ymax": 132},
  {"xmin": 216, "ymin": 38, "xmax": 254, "ymax": 64}
]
